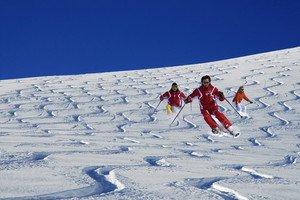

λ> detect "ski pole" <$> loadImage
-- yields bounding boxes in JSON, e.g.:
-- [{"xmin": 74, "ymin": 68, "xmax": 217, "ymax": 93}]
[
  {"xmin": 224, "ymin": 97, "xmax": 243, "ymax": 118},
  {"xmin": 152, "ymin": 100, "xmax": 162, "ymax": 114},
  {"xmin": 170, "ymin": 104, "xmax": 186, "ymax": 126}
]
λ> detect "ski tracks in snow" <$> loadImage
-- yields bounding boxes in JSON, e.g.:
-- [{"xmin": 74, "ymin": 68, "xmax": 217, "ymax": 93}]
[
  {"xmin": 184, "ymin": 177, "xmax": 249, "ymax": 200},
  {"xmin": 0, "ymin": 48, "xmax": 300, "ymax": 199},
  {"xmin": 233, "ymin": 165, "xmax": 274, "ymax": 179},
  {"xmin": 5, "ymin": 166, "xmax": 125, "ymax": 200},
  {"xmin": 244, "ymin": 64, "xmax": 298, "ymax": 154}
]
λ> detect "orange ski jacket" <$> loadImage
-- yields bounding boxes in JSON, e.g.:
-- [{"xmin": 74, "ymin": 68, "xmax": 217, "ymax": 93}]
[{"xmin": 233, "ymin": 91, "xmax": 250, "ymax": 104}]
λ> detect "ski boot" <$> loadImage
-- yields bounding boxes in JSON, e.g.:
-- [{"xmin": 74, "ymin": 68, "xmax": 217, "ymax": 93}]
[{"xmin": 211, "ymin": 127, "xmax": 220, "ymax": 134}]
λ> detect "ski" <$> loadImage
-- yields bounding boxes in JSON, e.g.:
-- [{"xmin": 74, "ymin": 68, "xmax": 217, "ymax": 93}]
[{"xmin": 210, "ymin": 126, "xmax": 240, "ymax": 138}]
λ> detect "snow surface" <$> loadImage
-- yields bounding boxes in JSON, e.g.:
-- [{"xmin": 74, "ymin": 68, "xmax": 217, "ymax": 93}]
[{"xmin": 0, "ymin": 47, "xmax": 299, "ymax": 200}]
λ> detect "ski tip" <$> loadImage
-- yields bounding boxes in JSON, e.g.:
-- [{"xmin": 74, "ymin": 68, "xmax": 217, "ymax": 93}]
[
  {"xmin": 228, "ymin": 129, "xmax": 240, "ymax": 138},
  {"xmin": 233, "ymin": 132, "xmax": 240, "ymax": 138}
]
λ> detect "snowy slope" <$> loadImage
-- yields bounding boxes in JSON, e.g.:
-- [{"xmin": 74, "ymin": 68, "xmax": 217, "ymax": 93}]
[{"xmin": 0, "ymin": 47, "xmax": 299, "ymax": 200}]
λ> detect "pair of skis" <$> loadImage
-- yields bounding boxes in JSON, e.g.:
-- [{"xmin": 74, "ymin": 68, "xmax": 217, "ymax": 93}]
[
  {"xmin": 168, "ymin": 97, "xmax": 244, "ymax": 125},
  {"xmin": 154, "ymin": 97, "xmax": 242, "ymax": 137},
  {"xmin": 212, "ymin": 126, "xmax": 240, "ymax": 138}
]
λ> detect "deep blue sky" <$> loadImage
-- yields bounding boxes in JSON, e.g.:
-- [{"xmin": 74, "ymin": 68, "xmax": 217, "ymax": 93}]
[{"xmin": 0, "ymin": 0, "xmax": 299, "ymax": 80}]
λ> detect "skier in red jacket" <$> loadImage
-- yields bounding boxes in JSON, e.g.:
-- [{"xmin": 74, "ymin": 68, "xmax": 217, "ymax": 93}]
[
  {"xmin": 184, "ymin": 75, "xmax": 233, "ymax": 134},
  {"xmin": 160, "ymin": 82, "xmax": 187, "ymax": 114}
]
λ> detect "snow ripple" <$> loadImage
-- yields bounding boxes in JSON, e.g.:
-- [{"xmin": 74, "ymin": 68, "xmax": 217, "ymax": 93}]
[
  {"xmin": 269, "ymin": 111, "xmax": 290, "ymax": 126},
  {"xmin": 271, "ymin": 154, "xmax": 298, "ymax": 166},
  {"xmin": 144, "ymin": 156, "xmax": 172, "ymax": 167},
  {"xmin": 187, "ymin": 177, "xmax": 248, "ymax": 200},
  {"xmin": 234, "ymin": 165, "xmax": 274, "ymax": 179},
  {"xmin": 6, "ymin": 166, "xmax": 125, "ymax": 199},
  {"xmin": 248, "ymin": 138, "xmax": 262, "ymax": 146},
  {"xmin": 260, "ymin": 126, "xmax": 276, "ymax": 138}
]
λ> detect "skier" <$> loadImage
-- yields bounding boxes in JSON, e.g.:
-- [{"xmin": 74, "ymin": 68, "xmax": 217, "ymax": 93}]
[
  {"xmin": 232, "ymin": 86, "xmax": 253, "ymax": 116},
  {"xmin": 184, "ymin": 75, "xmax": 235, "ymax": 135},
  {"xmin": 160, "ymin": 82, "xmax": 187, "ymax": 114}
]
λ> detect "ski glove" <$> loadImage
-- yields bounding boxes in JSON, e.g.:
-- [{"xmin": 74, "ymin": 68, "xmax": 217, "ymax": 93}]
[
  {"xmin": 184, "ymin": 97, "xmax": 192, "ymax": 104},
  {"xmin": 219, "ymin": 91, "xmax": 225, "ymax": 99},
  {"xmin": 159, "ymin": 96, "xmax": 164, "ymax": 101}
]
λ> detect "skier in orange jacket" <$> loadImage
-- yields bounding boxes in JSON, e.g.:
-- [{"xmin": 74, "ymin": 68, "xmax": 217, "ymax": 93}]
[{"xmin": 232, "ymin": 86, "xmax": 253, "ymax": 115}]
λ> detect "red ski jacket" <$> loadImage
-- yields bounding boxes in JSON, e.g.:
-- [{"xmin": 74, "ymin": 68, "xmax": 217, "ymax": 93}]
[
  {"xmin": 186, "ymin": 84, "xmax": 224, "ymax": 111},
  {"xmin": 160, "ymin": 90, "xmax": 186, "ymax": 107}
]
